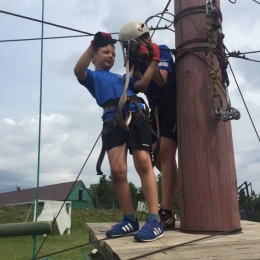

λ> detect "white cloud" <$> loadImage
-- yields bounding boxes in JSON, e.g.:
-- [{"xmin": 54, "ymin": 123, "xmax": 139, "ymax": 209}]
[
  {"xmin": 2, "ymin": 118, "xmax": 15, "ymax": 125},
  {"xmin": 0, "ymin": 0, "xmax": 260, "ymax": 196}
]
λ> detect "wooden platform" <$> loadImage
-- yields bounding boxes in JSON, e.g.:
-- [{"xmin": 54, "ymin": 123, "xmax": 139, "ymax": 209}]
[{"xmin": 86, "ymin": 220, "xmax": 260, "ymax": 260}]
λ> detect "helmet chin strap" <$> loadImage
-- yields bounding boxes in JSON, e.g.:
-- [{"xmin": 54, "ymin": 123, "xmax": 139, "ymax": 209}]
[{"xmin": 139, "ymin": 36, "xmax": 149, "ymax": 45}]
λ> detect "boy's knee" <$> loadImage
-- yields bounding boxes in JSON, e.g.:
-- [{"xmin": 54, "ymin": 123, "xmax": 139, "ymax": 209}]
[
  {"xmin": 134, "ymin": 156, "xmax": 151, "ymax": 173},
  {"xmin": 110, "ymin": 165, "xmax": 127, "ymax": 182}
]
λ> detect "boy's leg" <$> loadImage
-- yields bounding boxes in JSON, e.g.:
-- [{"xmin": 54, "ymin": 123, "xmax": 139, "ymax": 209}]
[
  {"xmin": 160, "ymin": 137, "xmax": 177, "ymax": 210},
  {"xmin": 107, "ymin": 144, "xmax": 135, "ymax": 215},
  {"xmin": 132, "ymin": 149, "xmax": 164, "ymax": 242},
  {"xmin": 158, "ymin": 137, "xmax": 177, "ymax": 229},
  {"xmin": 132, "ymin": 149, "xmax": 158, "ymax": 214},
  {"xmin": 157, "ymin": 106, "xmax": 178, "ymax": 229},
  {"xmin": 128, "ymin": 114, "xmax": 163, "ymax": 241},
  {"xmin": 106, "ymin": 144, "xmax": 139, "ymax": 237}
]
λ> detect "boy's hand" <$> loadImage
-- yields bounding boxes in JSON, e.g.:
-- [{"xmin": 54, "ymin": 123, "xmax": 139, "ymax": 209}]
[
  {"xmin": 91, "ymin": 32, "xmax": 116, "ymax": 51},
  {"xmin": 128, "ymin": 48, "xmax": 139, "ymax": 68},
  {"xmin": 147, "ymin": 43, "xmax": 160, "ymax": 62},
  {"xmin": 129, "ymin": 45, "xmax": 149, "ymax": 63},
  {"xmin": 136, "ymin": 45, "xmax": 150, "ymax": 62}
]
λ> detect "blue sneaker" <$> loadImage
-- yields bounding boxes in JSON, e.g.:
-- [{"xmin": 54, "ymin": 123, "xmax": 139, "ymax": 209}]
[
  {"xmin": 134, "ymin": 218, "xmax": 164, "ymax": 242},
  {"xmin": 106, "ymin": 217, "xmax": 139, "ymax": 237}
]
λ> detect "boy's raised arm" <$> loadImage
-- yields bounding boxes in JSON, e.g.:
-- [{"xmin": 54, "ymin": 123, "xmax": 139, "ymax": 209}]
[
  {"xmin": 74, "ymin": 45, "xmax": 94, "ymax": 81},
  {"xmin": 74, "ymin": 32, "xmax": 117, "ymax": 81}
]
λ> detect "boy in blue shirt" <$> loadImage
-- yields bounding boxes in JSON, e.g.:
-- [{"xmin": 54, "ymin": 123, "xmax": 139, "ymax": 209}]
[{"xmin": 74, "ymin": 32, "xmax": 164, "ymax": 242}]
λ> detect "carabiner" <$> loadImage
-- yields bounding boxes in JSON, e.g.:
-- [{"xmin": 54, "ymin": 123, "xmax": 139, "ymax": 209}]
[
  {"xmin": 206, "ymin": 0, "xmax": 214, "ymax": 14},
  {"xmin": 224, "ymin": 82, "xmax": 231, "ymax": 109},
  {"xmin": 121, "ymin": 39, "xmax": 131, "ymax": 64}
]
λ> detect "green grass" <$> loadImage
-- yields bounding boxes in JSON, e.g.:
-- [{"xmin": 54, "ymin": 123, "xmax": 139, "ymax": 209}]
[{"xmin": 0, "ymin": 206, "xmax": 125, "ymax": 260}]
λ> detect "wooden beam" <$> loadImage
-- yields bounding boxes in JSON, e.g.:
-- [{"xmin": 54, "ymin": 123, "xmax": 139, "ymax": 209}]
[
  {"xmin": 174, "ymin": 0, "xmax": 241, "ymax": 234},
  {"xmin": 0, "ymin": 221, "xmax": 52, "ymax": 237}
]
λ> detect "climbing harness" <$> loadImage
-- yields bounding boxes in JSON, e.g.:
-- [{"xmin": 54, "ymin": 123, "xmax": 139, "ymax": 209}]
[
  {"xmin": 96, "ymin": 94, "xmax": 159, "ymax": 174},
  {"xmin": 96, "ymin": 118, "xmax": 116, "ymax": 175}
]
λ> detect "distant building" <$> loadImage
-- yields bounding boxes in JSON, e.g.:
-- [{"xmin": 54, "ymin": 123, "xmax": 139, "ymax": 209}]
[{"xmin": 0, "ymin": 180, "xmax": 93, "ymax": 209}]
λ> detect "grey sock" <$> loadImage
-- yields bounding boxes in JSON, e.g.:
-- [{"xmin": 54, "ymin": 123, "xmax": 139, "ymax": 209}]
[
  {"xmin": 124, "ymin": 214, "xmax": 136, "ymax": 222},
  {"xmin": 148, "ymin": 213, "xmax": 161, "ymax": 223}
]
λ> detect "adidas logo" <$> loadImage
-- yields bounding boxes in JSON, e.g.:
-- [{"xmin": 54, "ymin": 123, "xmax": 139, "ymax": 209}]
[
  {"xmin": 153, "ymin": 227, "xmax": 162, "ymax": 236},
  {"xmin": 122, "ymin": 223, "xmax": 134, "ymax": 233},
  {"xmin": 165, "ymin": 218, "xmax": 174, "ymax": 225}
]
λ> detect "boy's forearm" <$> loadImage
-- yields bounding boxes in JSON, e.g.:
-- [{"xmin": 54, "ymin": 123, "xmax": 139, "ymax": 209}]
[
  {"xmin": 133, "ymin": 61, "xmax": 158, "ymax": 92},
  {"xmin": 74, "ymin": 45, "xmax": 94, "ymax": 81},
  {"xmin": 152, "ymin": 67, "xmax": 168, "ymax": 87}
]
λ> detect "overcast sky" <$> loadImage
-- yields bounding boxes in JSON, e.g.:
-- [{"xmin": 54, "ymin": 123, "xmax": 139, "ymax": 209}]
[{"xmin": 0, "ymin": 0, "xmax": 259, "ymax": 196}]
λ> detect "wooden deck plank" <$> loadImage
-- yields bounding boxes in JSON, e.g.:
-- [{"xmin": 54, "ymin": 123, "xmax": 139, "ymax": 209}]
[{"xmin": 86, "ymin": 221, "xmax": 260, "ymax": 260}]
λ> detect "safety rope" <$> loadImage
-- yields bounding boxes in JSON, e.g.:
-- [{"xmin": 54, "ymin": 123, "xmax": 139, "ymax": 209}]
[
  {"xmin": 117, "ymin": 53, "xmax": 134, "ymax": 131},
  {"xmin": 211, "ymin": 9, "xmax": 229, "ymax": 88},
  {"xmin": 206, "ymin": 1, "xmax": 225, "ymax": 122},
  {"xmin": 208, "ymin": 3, "xmax": 241, "ymax": 122},
  {"xmin": 206, "ymin": 4, "xmax": 219, "ymax": 99}
]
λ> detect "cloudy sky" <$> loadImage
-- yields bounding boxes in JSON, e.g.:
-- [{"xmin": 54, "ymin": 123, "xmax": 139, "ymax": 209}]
[{"xmin": 0, "ymin": 0, "xmax": 259, "ymax": 196}]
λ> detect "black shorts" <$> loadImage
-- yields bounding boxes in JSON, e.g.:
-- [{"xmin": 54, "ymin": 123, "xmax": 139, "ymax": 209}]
[
  {"xmin": 150, "ymin": 105, "xmax": 177, "ymax": 143},
  {"xmin": 103, "ymin": 113, "xmax": 153, "ymax": 154}
]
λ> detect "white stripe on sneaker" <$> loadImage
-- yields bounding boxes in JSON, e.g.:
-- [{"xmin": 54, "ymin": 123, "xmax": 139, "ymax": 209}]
[
  {"xmin": 166, "ymin": 218, "xmax": 174, "ymax": 225},
  {"xmin": 153, "ymin": 227, "xmax": 162, "ymax": 236},
  {"xmin": 122, "ymin": 223, "xmax": 133, "ymax": 233}
]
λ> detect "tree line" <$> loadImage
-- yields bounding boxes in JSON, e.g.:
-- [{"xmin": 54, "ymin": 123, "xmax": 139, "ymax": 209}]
[
  {"xmin": 87, "ymin": 173, "xmax": 179, "ymax": 214},
  {"xmin": 238, "ymin": 189, "xmax": 260, "ymax": 222},
  {"xmin": 86, "ymin": 174, "xmax": 260, "ymax": 222}
]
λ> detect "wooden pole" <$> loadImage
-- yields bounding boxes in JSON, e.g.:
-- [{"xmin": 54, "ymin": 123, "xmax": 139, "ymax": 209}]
[
  {"xmin": 0, "ymin": 221, "xmax": 52, "ymax": 237},
  {"xmin": 174, "ymin": 0, "xmax": 241, "ymax": 234}
]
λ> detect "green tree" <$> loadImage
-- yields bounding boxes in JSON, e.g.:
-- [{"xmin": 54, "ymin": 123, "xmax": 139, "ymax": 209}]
[
  {"xmin": 136, "ymin": 187, "xmax": 145, "ymax": 202},
  {"xmin": 238, "ymin": 189, "xmax": 246, "ymax": 208},
  {"xmin": 252, "ymin": 193, "xmax": 260, "ymax": 222},
  {"xmin": 129, "ymin": 182, "xmax": 138, "ymax": 208},
  {"xmin": 89, "ymin": 175, "xmax": 114, "ymax": 209},
  {"xmin": 156, "ymin": 172, "xmax": 179, "ymax": 214}
]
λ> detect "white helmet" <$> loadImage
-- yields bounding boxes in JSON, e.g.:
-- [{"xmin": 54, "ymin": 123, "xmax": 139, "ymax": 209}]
[{"xmin": 119, "ymin": 20, "xmax": 150, "ymax": 42}]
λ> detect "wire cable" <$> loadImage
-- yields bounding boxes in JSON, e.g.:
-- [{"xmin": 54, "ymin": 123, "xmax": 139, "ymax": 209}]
[
  {"xmin": 0, "ymin": 33, "xmax": 118, "ymax": 43},
  {"xmin": 128, "ymin": 228, "xmax": 241, "ymax": 260},
  {"xmin": 0, "ymin": 10, "xmax": 94, "ymax": 35},
  {"xmin": 228, "ymin": 61, "xmax": 260, "ymax": 142},
  {"xmin": 32, "ymin": 227, "xmax": 181, "ymax": 259},
  {"xmin": 34, "ymin": 130, "xmax": 102, "ymax": 258},
  {"xmin": 149, "ymin": 0, "xmax": 172, "ymax": 37},
  {"xmin": 32, "ymin": 0, "xmax": 45, "ymax": 258},
  {"xmin": 0, "ymin": 9, "xmax": 120, "ymax": 43}
]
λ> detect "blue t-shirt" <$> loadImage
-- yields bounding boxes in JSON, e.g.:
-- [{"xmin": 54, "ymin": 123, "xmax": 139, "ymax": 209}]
[
  {"xmin": 139, "ymin": 44, "xmax": 176, "ymax": 106},
  {"xmin": 78, "ymin": 69, "xmax": 144, "ymax": 122}
]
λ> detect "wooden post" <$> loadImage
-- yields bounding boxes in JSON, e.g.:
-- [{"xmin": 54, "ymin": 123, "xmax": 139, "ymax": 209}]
[
  {"xmin": 174, "ymin": 0, "xmax": 241, "ymax": 233},
  {"xmin": 0, "ymin": 221, "xmax": 52, "ymax": 237}
]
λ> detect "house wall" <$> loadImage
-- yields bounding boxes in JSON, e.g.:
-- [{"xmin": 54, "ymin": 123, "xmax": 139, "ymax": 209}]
[{"xmin": 67, "ymin": 183, "xmax": 93, "ymax": 209}]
